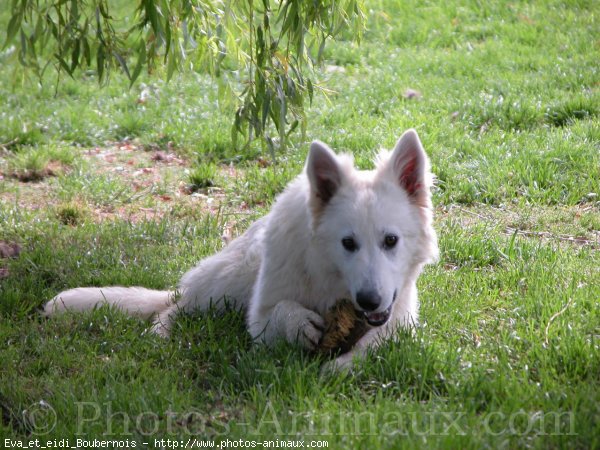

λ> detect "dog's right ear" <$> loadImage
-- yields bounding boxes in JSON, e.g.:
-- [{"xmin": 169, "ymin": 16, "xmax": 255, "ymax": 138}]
[
  {"xmin": 306, "ymin": 140, "xmax": 342, "ymax": 209},
  {"xmin": 384, "ymin": 129, "xmax": 432, "ymax": 208}
]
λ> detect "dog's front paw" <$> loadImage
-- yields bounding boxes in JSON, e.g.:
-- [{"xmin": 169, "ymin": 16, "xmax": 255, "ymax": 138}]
[
  {"xmin": 289, "ymin": 310, "xmax": 325, "ymax": 351},
  {"xmin": 321, "ymin": 353, "xmax": 355, "ymax": 375}
]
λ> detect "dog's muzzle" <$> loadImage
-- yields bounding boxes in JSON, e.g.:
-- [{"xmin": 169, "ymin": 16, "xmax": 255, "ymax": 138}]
[{"xmin": 361, "ymin": 290, "xmax": 397, "ymax": 327}]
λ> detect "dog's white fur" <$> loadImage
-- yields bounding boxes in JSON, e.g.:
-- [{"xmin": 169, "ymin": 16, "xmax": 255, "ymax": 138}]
[{"xmin": 44, "ymin": 129, "xmax": 438, "ymax": 370}]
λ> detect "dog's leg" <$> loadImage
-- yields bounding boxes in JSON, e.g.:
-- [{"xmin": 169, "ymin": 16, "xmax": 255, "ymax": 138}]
[
  {"xmin": 248, "ymin": 300, "xmax": 325, "ymax": 351},
  {"xmin": 321, "ymin": 327, "xmax": 382, "ymax": 372}
]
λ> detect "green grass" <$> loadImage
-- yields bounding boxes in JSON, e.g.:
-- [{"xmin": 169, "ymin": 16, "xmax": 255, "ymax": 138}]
[{"xmin": 1, "ymin": 0, "xmax": 599, "ymax": 448}]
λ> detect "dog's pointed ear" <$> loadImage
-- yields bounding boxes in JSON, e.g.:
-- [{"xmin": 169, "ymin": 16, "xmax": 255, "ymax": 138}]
[
  {"xmin": 306, "ymin": 140, "xmax": 342, "ymax": 207},
  {"xmin": 388, "ymin": 129, "xmax": 430, "ymax": 201}
]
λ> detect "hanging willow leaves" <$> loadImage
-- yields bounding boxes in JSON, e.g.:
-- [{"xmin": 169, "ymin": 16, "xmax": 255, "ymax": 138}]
[{"xmin": 3, "ymin": 0, "xmax": 366, "ymax": 152}]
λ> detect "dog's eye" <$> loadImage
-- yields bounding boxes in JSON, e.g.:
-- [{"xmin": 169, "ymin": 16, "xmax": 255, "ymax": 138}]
[
  {"xmin": 383, "ymin": 234, "xmax": 398, "ymax": 249},
  {"xmin": 341, "ymin": 237, "xmax": 359, "ymax": 252}
]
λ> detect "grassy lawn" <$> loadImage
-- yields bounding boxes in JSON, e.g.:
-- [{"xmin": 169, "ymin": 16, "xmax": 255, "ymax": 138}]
[{"xmin": 1, "ymin": 0, "xmax": 599, "ymax": 448}]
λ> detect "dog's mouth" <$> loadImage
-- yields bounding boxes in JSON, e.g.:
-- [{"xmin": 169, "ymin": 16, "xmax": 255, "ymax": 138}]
[
  {"xmin": 361, "ymin": 290, "xmax": 397, "ymax": 327},
  {"xmin": 362, "ymin": 305, "xmax": 392, "ymax": 326}
]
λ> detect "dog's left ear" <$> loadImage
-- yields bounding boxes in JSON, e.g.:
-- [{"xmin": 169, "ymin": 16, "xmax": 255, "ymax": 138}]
[
  {"xmin": 306, "ymin": 140, "xmax": 343, "ymax": 205},
  {"xmin": 386, "ymin": 129, "xmax": 431, "ymax": 204},
  {"xmin": 306, "ymin": 140, "xmax": 344, "ymax": 221}
]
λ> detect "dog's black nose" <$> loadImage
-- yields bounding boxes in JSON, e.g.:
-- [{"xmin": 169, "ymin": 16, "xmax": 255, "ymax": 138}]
[{"xmin": 356, "ymin": 290, "xmax": 381, "ymax": 312}]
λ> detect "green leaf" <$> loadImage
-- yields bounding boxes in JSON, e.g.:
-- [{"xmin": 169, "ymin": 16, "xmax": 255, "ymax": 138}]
[
  {"xmin": 166, "ymin": 50, "xmax": 176, "ymax": 81},
  {"xmin": 113, "ymin": 51, "xmax": 131, "ymax": 79},
  {"xmin": 70, "ymin": 39, "xmax": 80, "ymax": 73},
  {"xmin": 55, "ymin": 53, "xmax": 75, "ymax": 78},
  {"xmin": 164, "ymin": 15, "xmax": 172, "ymax": 59},
  {"xmin": 18, "ymin": 29, "xmax": 26, "ymax": 62},
  {"xmin": 5, "ymin": 12, "xmax": 22, "ymax": 48},
  {"xmin": 26, "ymin": 34, "xmax": 38, "ymax": 60},
  {"xmin": 98, "ymin": 1, "xmax": 110, "ymax": 19},
  {"xmin": 307, "ymin": 78, "xmax": 314, "ymax": 104},
  {"xmin": 70, "ymin": 0, "xmax": 79, "ymax": 23},
  {"xmin": 97, "ymin": 45, "xmax": 105, "ymax": 81},
  {"xmin": 34, "ymin": 15, "xmax": 44, "ymax": 40},
  {"xmin": 261, "ymin": 88, "xmax": 271, "ymax": 128},
  {"xmin": 82, "ymin": 37, "xmax": 91, "ymax": 66},
  {"xmin": 280, "ymin": 1, "xmax": 297, "ymax": 37},
  {"xmin": 143, "ymin": 0, "xmax": 161, "ymax": 40},
  {"xmin": 286, "ymin": 119, "xmax": 299, "ymax": 137},
  {"xmin": 129, "ymin": 40, "xmax": 147, "ymax": 87},
  {"xmin": 95, "ymin": 7, "xmax": 104, "ymax": 43},
  {"xmin": 49, "ymin": 19, "xmax": 59, "ymax": 40},
  {"xmin": 317, "ymin": 37, "xmax": 327, "ymax": 62}
]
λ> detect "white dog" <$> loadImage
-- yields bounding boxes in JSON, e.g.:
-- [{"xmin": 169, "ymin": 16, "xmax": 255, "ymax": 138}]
[{"xmin": 44, "ymin": 129, "xmax": 438, "ymax": 370}]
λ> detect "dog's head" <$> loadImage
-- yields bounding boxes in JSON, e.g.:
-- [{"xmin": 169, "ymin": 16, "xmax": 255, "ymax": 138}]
[{"xmin": 306, "ymin": 129, "xmax": 438, "ymax": 326}]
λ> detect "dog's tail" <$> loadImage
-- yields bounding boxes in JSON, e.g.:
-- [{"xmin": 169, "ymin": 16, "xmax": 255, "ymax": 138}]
[{"xmin": 43, "ymin": 287, "xmax": 173, "ymax": 320}]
